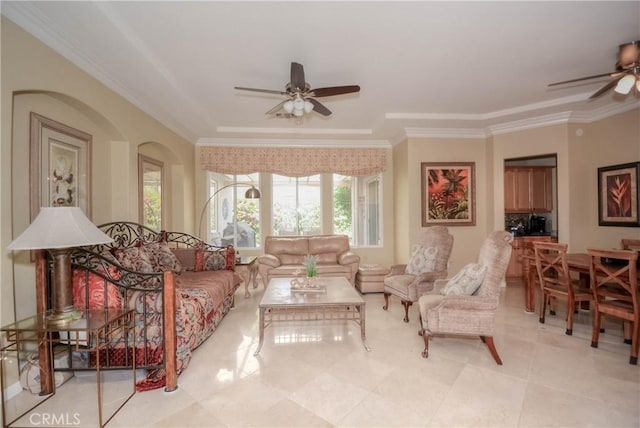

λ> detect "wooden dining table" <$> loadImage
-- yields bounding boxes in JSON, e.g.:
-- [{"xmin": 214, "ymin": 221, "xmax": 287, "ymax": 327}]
[{"xmin": 522, "ymin": 252, "xmax": 640, "ymax": 313}]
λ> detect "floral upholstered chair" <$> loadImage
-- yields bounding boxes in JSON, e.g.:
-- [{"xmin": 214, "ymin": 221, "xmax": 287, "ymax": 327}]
[
  {"xmin": 383, "ymin": 226, "xmax": 454, "ymax": 322},
  {"xmin": 418, "ymin": 231, "xmax": 513, "ymax": 364}
]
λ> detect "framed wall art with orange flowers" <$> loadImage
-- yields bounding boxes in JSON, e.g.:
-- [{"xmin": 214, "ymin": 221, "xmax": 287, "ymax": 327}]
[
  {"xmin": 421, "ymin": 162, "xmax": 476, "ymax": 227},
  {"xmin": 598, "ymin": 162, "xmax": 640, "ymax": 227}
]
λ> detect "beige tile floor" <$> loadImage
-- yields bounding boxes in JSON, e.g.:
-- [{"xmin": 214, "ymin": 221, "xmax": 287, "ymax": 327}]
[{"xmin": 5, "ymin": 280, "xmax": 640, "ymax": 427}]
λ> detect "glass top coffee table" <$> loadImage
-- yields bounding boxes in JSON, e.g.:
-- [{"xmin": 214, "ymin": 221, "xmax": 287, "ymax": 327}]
[{"xmin": 254, "ymin": 277, "xmax": 371, "ymax": 355}]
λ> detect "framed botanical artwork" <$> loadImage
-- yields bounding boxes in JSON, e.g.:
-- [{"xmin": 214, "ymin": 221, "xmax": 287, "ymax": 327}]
[
  {"xmin": 421, "ymin": 162, "xmax": 476, "ymax": 226},
  {"xmin": 598, "ymin": 161, "xmax": 640, "ymax": 227},
  {"xmin": 30, "ymin": 113, "xmax": 92, "ymax": 222}
]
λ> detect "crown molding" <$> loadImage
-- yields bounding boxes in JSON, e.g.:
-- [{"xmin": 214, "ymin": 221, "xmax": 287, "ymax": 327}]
[
  {"xmin": 2, "ymin": 3, "xmax": 198, "ymax": 142},
  {"xmin": 404, "ymin": 127, "xmax": 487, "ymax": 139},
  {"xmin": 386, "ymin": 93, "xmax": 592, "ymax": 122},
  {"xmin": 487, "ymin": 99, "xmax": 640, "ymax": 135},
  {"xmin": 572, "ymin": 99, "xmax": 640, "ymax": 123},
  {"xmin": 486, "ymin": 112, "xmax": 573, "ymax": 136},
  {"xmin": 215, "ymin": 126, "xmax": 373, "ymax": 135},
  {"xmin": 197, "ymin": 137, "xmax": 392, "ymax": 149}
]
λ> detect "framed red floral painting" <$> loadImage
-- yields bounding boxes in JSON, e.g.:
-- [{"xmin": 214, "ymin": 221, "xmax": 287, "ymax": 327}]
[{"xmin": 421, "ymin": 162, "xmax": 476, "ymax": 227}]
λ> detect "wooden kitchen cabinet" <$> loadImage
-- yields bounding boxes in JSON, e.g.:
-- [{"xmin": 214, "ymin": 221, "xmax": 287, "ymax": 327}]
[
  {"xmin": 504, "ymin": 167, "xmax": 553, "ymax": 213},
  {"xmin": 506, "ymin": 238, "xmax": 524, "ymax": 278},
  {"xmin": 506, "ymin": 236, "xmax": 555, "ymax": 279}
]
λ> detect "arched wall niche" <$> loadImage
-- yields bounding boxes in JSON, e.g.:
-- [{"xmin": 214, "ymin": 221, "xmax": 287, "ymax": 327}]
[
  {"xmin": 10, "ymin": 90, "xmax": 130, "ymax": 320},
  {"xmin": 138, "ymin": 141, "xmax": 185, "ymax": 230}
]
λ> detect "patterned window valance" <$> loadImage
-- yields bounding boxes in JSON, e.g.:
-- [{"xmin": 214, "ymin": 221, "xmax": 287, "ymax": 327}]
[{"xmin": 200, "ymin": 146, "xmax": 387, "ymax": 177}]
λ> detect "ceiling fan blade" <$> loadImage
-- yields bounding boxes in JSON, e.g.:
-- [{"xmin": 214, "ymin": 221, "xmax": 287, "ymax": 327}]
[
  {"xmin": 308, "ymin": 98, "xmax": 332, "ymax": 116},
  {"xmin": 588, "ymin": 74, "xmax": 625, "ymax": 99},
  {"xmin": 308, "ymin": 85, "xmax": 361, "ymax": 97},
  {"xmin": 290, "ymin": 62, "xmax": 306, "ymax": 91},
  {"xmin": 234, "ymin": 86, "xmax": 288, "ymax": 96},
  {"xmin": 265, "ymin": 100, "xmax": 288, "ymax": 115},
  {"xmin": 548, "ymin": 71, "xmax": 618, "ymax": 87}
]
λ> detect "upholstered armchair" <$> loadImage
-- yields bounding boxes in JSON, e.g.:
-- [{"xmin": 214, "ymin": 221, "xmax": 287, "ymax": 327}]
[
  {"xmin": 383, "ymin": 226, "xmax": 454, "ymax": 322},
  {"xmin": 418, "ymin": 231, "xmax": 513, "ymax": 364}
]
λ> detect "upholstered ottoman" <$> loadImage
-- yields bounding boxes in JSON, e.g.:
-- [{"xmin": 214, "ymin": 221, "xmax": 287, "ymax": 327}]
[{"xmin": 355, "ymin": 264, "xmax": 390, "ymax": 293}]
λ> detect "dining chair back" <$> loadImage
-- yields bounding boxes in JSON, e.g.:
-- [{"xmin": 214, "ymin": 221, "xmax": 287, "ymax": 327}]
[
  {"xmin": 533, "ymin": 241, "xmax": 592, "ymax": 335},
  {"xmin": 621, "ymin": 239, "xmax": 640, "ymax": 251},
  {"xmin": 587, "ymin": 248, "xmax": 639, "ymax": 365}
]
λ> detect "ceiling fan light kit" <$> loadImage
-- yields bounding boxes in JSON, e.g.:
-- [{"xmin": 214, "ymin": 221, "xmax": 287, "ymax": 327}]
[
  {"xmin": 614, "ymin": 73, "xmax": 637, "ymax": 94},
  {"xmin": 548, "ymin": 40, "xmax": 640, "ymax": 99},
  {"xmin": 234, "ymin": 62, "xmax": 360, "ymax": 118}
]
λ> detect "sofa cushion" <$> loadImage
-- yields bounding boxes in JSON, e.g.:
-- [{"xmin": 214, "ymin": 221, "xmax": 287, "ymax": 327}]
[
  {"xmin": 172, "ymin": 248, "xmax": 197, "ymax": 271},
  {"xmin": 257, "ymin": 254, "xmax": 281, "ymax": 268},
  {"xmin": 113, "ymin": 247, "xmax": 154, "ymax": 273},
  {"xmin": 338, "ymin": 252, "xmax": 360, "ymax": 265},
  {"xmin": 204, "ymin": 251, "xmax": 226, "ymax": 271},
  {"xmin": 265, "ymin": 237, "xmax": 309, "ymax": 255},
  {"xmin": 195, "ymin": 249, "xmax": 226, "ymax": 272},
  {"xmin": 405, "ymin": 245, "xmax": 439, "ymax": 275},
  {"xmin": 442, "ymin": 263, "xmax": 487, "ymax": 296},
  {"xmin": 144, "ymin": 242, "xmax": 183, "ymax": 273},
  {"xmin": 308, "ymin": 235, "xmax": 349, "ymax": 255},
  {"xmin": 316, "ymin": 252, "xmax": 338, "ymax": 264},
  {"xmin": 279, "ymin": 254, "xmax": 305, "ymax": 265}
]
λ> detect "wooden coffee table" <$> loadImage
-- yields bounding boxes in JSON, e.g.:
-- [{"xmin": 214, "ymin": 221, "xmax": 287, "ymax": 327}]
[{"xmin": 254, "ymin": 277, "xmax": 371, "ymax": 355}]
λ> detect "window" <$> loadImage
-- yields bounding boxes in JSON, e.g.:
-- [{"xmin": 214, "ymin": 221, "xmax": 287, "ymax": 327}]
[
  {"xmin": 205, "ymin": 173, "xmax": 260, "ymax": 248},
  {"xmin": 272, "ymin": 174, "xmax": 321, "ymax": 235},
  {"xmin": 138, "ymin": 155, "xmax": 163, "ymax": 231},
  {"xmin": 333, "ymin": 174, "xmax": 382, "ymax": 246}
]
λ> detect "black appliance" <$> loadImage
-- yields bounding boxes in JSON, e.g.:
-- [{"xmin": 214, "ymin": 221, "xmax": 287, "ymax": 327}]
[{"xmin": 529, "ymin": 215, "xmax": 546, "ymax": 234}]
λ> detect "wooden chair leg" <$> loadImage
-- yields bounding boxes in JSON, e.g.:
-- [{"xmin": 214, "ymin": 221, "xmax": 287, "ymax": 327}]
[
  {"xmin": 623, "ymin": 320, "xmax": 632, "ymax": 344},
  {"xmin": 630, "ymin": 321, "xmax": 639, "ymax": 365},
  {"xmin": 401, "ymin": 300, "xmax": 412, "ymax": 323},
  {"xmin": 382, "ymin": 292, "xmax": 390, "ymax": 310},
  {"xmin": 565, "ymin": 296, "xmax": 574, "ymax": 336},
  {"xmin": 591, "ymin": 310, "xmax": 601, "ymax": 348},
  {"xmin": 539, "ymin": 292, "xmax": 547, "ymax": 324},
  {"xmin": 549, "ymin": 296, "xmax": 556, "ymax": 316},
  {"xmin": 481, "ymin": 336, "xmax": 503, "ymax": 365},
  {"xmin": 421, "ymin": 329, "xmax": 430, "ymax": 358}
]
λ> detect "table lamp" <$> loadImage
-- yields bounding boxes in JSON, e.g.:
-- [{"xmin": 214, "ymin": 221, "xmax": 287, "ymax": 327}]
[{"xmin": 8, "ymin": 207, "xmax": 113, "ymax": 324}]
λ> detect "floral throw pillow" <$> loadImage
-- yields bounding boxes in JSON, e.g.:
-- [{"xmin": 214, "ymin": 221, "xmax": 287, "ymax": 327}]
[
  {"xmin": 72, "ymin": 269, "xmax": 123, "ymax": 309},
  {"xmin": 112, "ymin": 247, "xmax": 154, "ymax": 273},
  {"xmin": 442, "ymin": 263, "xmax": 488, "ymax": 296},
  {"xmin": 143, "ymin": 242, "xmax": 183, "ymax": 273},
  {"xmin": 405, "ymin": 245, "xmax": 439, "ymax": 275},
  {"xmin": 204, "ymin": 250, "xmax": 226, "ymax": 271}
]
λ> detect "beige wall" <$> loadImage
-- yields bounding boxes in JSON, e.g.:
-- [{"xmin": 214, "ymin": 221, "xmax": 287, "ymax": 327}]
[
  {"xmin": 1, "ymin": 18, "xmax": 195, "ymax": 324},
  {"xmin": 392, "ymin": 139, "xmax": 409, "ymax": 263},
  {"xmin": 402, "ymin": 137, "xmax": 489, "ymax": 275},
  {"xmin": 568, "ymin": 109, "xmax": 640, "ymax": 252}
]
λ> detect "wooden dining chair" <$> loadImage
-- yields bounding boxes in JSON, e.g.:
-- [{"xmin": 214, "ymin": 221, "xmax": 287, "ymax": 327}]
[
  {"xmin": 533, "ymin": 241, "xmax": 592, "ymax": 335},
  {"xmin": 587, "ymin": 248, "xmax": 639, "ymax": 365},
  {"xmin": 621, "ymin": 239, "xmax": 640, "ymax": 251}
]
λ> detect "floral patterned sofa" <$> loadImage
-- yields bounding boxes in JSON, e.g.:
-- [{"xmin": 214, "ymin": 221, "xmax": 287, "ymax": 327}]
[{"xmin": 63, "ymin": 222, "xmax": 243, "ymax": 391}]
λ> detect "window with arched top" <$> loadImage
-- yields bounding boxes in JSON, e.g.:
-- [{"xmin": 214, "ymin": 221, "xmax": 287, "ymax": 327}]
[{"xmin": 138, "ymin": 154, "xmax": 164, "ymax": 231}]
